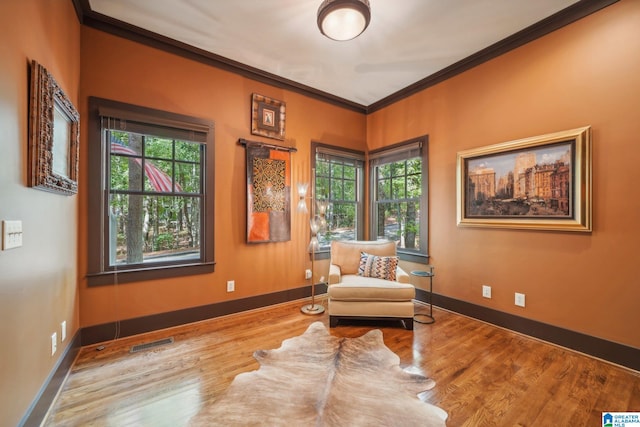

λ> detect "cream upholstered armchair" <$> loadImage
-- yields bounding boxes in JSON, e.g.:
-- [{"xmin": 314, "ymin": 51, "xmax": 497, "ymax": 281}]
[{"xmin": 327, "ymin": 240, "xmax": 415, "ymax": 330}]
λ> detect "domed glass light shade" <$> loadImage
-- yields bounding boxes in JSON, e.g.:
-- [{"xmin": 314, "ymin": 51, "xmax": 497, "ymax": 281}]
[{"xmin": 317, "ymin": 0, "xmax": 371, "ymax": 41}]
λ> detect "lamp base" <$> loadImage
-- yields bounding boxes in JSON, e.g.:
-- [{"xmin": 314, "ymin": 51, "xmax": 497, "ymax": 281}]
[{"xmin": 301, "ymin": 304, "xmax": 325, "ymax": 315}]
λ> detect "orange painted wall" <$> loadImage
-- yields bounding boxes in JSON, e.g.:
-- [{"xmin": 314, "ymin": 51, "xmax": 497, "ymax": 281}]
[
  {"xmin": 0, "ymin": 0, "xmax": 80, "ymax": 424},
  {"xmin": 78, "ymin": 28, "xmax": 366, "ymax": 327},
  {"xmin": 78, "ymin": 1, "xmax": 640, "ymax": 351},
  {"xmin": 368, "ymin": 0, "xmax": 640, "ymax": 348},
  {"xmin": 2, "ymin": 1, "xmax": 635, "ymax": 423}
]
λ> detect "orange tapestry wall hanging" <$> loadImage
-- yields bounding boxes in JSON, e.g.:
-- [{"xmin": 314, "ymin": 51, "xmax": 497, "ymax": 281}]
[{"xmin": 246, "ymin": 142, "xmax": 291, "ymax": 243}]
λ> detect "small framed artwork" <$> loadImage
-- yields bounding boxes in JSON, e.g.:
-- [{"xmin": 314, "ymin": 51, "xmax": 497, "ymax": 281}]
[
  {"xmin": 251, "ymin": 93, "xmax": 285, "ymax": 140},
  {"xmin": 28, "ymin": 60, "xmax": 80, "ymax": 195},
  {"xmin": 456, "ymin": 126, "xmax": 592, "ymax": 232}
]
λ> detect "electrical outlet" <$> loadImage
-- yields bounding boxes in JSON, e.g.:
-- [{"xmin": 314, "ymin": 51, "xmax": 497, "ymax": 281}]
[
  {"xmin": 61, "ymin": 321, "xmax": 67, "ymax": 342},
  {"xmin": 482, "ymin": 285, "xmax": 492, "ymax": 298},
  {"xmin": 226, "ymin": 280, "xmax": 235, "ymax": 292},
  {"xmin": 51, "ymin": 332, "xmax": 57, "ymax": 356},
  {"xmin": 515, "ymin": 292, "xmax": 526, "ymax": 307},
  {"xmin": 305, "ymin": 269, "xmax": 312, "ymax": 279}
]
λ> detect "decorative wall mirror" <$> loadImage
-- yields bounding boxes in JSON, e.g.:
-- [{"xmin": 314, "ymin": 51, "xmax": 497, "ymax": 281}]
[{"xmin": 28, "ymin": 60, "xmax": 80, "ymax": 195}]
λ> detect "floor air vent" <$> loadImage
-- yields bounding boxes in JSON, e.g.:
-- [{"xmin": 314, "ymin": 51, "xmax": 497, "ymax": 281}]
[{"xmin": 130, "ymin": 337, "xmax": 174, "ymax": 353}]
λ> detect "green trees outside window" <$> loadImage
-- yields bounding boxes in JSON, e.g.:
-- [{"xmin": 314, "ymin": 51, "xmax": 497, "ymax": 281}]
[
  {"xmin": 313, "ymin": 144, "xmax": 365, "ymax": 249},
  {"xmin": 87, "ymin": 97, "xmax": 215, "ymax": 285},
  {"xmin": 370, "ymin": 137, "xmax": 427, "ymax": 257},
  {"xmin": 108, "ymin": 131, "xmax": 203, "ymax": 266},
  {"xmin": 312, "ymin": 139, "xmax": 427, "ymax": 258},
  {"xmin": 375, "ymin": 157, "xmax": 422, "ymax": 250}
]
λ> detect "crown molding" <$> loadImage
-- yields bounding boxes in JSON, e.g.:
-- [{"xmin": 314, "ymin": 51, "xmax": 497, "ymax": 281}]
[
  {"xmin": 74, "ymin": 0, "xmax": 619, "ymax": 113},
  {"xmin": 367, "ymin": 0, "xmax": 619, "ymax": 113}
]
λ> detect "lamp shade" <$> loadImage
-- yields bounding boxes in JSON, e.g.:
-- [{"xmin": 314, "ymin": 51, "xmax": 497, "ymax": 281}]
[
  {"xmin": 297, "ymin": 182, "xmax": 309, "ymax": 213},
  {"xmin": 309, "ymin": 218, "xmax": 321, "ymax": 235},
  {"xmin": 317, "ymin": 0, "xmax": 371, "ymax": 41},
  {"xmin": 308, "ymin": 236, "xmax": 320, "ymax": 252},
  {"xmin": 297, "ymin": 182, "xmax": 309, "ymax": 198}
]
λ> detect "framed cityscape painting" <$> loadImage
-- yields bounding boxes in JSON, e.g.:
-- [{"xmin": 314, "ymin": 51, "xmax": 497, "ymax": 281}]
[{"xmin": 457, "ymin": 126, "xmax": 591, "ymax": 232}]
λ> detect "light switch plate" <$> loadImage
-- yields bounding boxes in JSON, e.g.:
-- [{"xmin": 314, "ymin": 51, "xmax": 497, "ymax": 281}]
[{"xmin": 2, "ymin": 220, "xmax": 23, "ymax": 250}]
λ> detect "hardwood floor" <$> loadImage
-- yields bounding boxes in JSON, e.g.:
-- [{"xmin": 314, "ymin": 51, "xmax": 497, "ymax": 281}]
[{"xmin": 44, "ymin": 299, "xmax": 640, "ymax": 426}]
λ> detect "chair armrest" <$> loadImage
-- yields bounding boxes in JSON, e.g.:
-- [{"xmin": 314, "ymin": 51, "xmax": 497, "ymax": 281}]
[
  {"xmin": 329, "ymin": 264, "xmax": 342, "ymax": 284},
  {"xmin": 396, "ymin": 266, "xmax": 410, "ymax": 284}
]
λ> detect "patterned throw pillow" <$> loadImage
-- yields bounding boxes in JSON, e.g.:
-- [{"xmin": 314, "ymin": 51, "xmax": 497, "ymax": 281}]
[{"xmin": 357, "ymin": 252, "xmax": 398, "ymax": 281}]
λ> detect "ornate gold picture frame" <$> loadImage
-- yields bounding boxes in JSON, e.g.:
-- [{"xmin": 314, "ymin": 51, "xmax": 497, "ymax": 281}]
[
  {"xmin": 251, "ymin": 93, "xmax": 285, "ymax": 140},
  {"xmin": 28, "ymin": 60, "xmax": 80, "ymax": 195},
  {"xmin": 457, "ymin": 126, "xmax": 592, "ymax": 232}
]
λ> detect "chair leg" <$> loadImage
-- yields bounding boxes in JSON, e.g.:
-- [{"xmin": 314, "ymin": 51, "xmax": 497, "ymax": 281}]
[
  {"xmin": 402, "ymin": 318, "xmax": 414, "ymax": 330},
  {"xmin": 329, "ymin": 316, "xmax": 339, "ymax": 328}
]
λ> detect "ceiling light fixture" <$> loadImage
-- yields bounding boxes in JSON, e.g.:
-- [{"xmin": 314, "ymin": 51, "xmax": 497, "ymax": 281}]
[{"xmin": 317, "ymin": 0, "xmax": 371, "ymax": 41}]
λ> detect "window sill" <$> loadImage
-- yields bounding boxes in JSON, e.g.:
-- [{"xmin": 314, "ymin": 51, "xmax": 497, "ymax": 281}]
[
  {"xmin": 87, "ymin": 262, "xmax": 216, "ymax": 286},
  {"xmin": 397, "ymin": 251, "xmax": 429, "ymax": 264}
]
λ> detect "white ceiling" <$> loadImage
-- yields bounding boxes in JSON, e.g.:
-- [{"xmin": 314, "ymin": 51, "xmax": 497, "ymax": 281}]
[{"xmin": 88, "ymin": 0, "xmax": 580, "ymax": 106}]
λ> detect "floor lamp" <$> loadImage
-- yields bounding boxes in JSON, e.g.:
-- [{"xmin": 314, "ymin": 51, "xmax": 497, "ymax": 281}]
[{"xmin": 297, "ymin": 169, "xmax": 326, "ymax": 315}]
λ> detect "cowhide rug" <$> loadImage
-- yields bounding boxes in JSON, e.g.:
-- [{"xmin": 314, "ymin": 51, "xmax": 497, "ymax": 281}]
[{"xmin": 189, "ymin": 322, "xmax": 447, "ymax": 426}]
